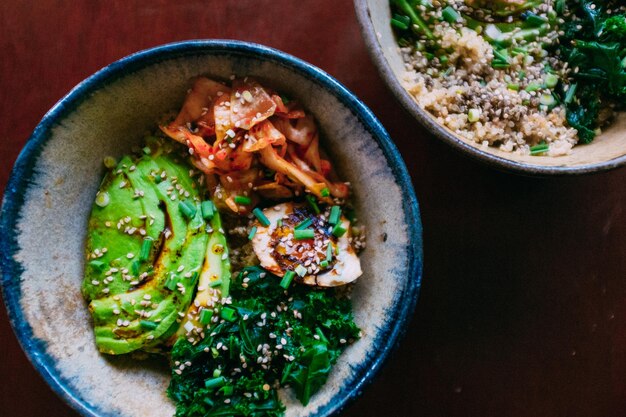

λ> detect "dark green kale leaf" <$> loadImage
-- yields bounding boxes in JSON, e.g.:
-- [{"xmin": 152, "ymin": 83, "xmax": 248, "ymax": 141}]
[
  {"xmin": 167, "ymin": 266, "xmax": 360, "ymax": 416},
  {"xmin": 558, "ymin": 0, "xmax": 626, "ymax": 142}
]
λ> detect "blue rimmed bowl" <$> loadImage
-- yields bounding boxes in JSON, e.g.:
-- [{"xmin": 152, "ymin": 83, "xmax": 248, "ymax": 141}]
[{"xmin": 0, "ymin": 40, "xmax": 422, "ymax": 417}]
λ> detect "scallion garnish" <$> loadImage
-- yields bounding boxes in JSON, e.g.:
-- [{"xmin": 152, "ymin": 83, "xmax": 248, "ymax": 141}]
[
  {"xmin": 332, "ymin": 224, "xmax": 347, "ymax": 238},
  {"xmin": 320, "ymin": 260, "xmax": 329, "ymax": 269},
  {"xmin": 248, "ymin": 226, "xmax": 257, "ymax": 241},
  {"xmin": 204, "ymin": 376, "xmax": 226, "ymax": 390},
  {"xmin": 179, "ymin": 201, "xmax": 197, "ymax": 220},
  {"xmin": 295, "ymin": 218, "xmax": 313, "ymax": 230},
  {"xmin": 295, "ymin": 265, "xmax": 308, "ymax": 277},
  {"xmin": 253, "ymin": 207, "xmax": 271, "ymax": 226},
  {"xmin": 294, "ymin": 229, "xmax": 315, "ymax": 240},
  {"xmin": 306, "ymin": 195, "xmax": 320, "ymax": 214},
  {"xmin": 328, "ymin": 206, "xmax": 341, "ymax": 225},
  {"xmin": 220, "ymin": 306, "xmax": 237, "ymax": 322},
  {"xmin": 442, "ymin": 6, "xmax": 461, "ymax": 23},
  {"xmin": 165, "ymin": 273, "xmax": 178, "ymax": 291},
  {"xmin": 139, "ymin": 320, "xmax": 158, "ymax": 330},
  {"xmin": 530, "ymin": 143, "xmax": 550, "ymax": 155},
  {"xmin": 320, "ymin": 187, "xmax": 330, "ymax": 197},
  {"xmin": 234, "ymin": 195, "xmax": 251, "ymax": 205},
  {"xmin": 326, "ymin": 243, "xmax": 333, "ymax": 262},
  {"xmin": 280, "ymin": 271, "xmax": 296, "ymax": 289},
  {"xmin": 95, "ymin": 192, "xmax": 110, "ymax": 208},
  {"xmin": 201, "ymin": 200, "xmax": 215, "ymax": 220},
  {"xmin": 139, "ymin": 238, "xmax": 152, "ymax": 262},
  {"xmin": 199, "ymin": 308, "xmax": 213, "ymax": 325}
]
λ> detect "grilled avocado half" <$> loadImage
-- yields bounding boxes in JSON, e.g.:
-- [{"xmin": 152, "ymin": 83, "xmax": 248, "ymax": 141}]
[{"xmin": 83, "ymin": 140, "xmax": 209, "ymax": 355}]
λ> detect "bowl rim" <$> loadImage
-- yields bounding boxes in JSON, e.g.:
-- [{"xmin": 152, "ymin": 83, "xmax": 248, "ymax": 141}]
[
  {"xmin": 353, "ymin": 0, "xmax": 626, "ymax": 176},
  {"xmin": 0, "ymin": 39, "xmax": 423, "ymax": 417}
]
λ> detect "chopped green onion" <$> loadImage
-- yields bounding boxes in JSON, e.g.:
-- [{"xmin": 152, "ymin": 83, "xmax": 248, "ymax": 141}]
[
  {"xmin": 131, "ymin": 260, "xmax": 140, "ymax": 276},
  {"xmin": 530, "ymin": 143, "xmax": 550, "ymax": 155},
  {"xmin": 142, "ymin": 146, "xmax": 152, "ymax": 155},
  {"xmin": 248, "ymin": 226, "xmax": 257, "ymax": 240},
  {"xmin": 165, "ymin": 273, "xmax": 178, "ymax": 291},
  {"xmin": 326, "ymin": 244, "xmax": 333, "ymax": 262},
  {"xmin": 277, "ymin": 218, "xmax": 283, "ymax": 227},
  {"xmin": 209, "ymin": 279, "xmax": 223, "ymax": 288},
  {"xmin": 220, "ymin": 306, "xmax": 237, "ymax": 322},
  {"xmin": 332, "ymin": 224, "xmax": 347, "ymax": 238},
  {"xmin": 189, "ymin": 271, "xmax": 199, "ymax": 285},
  {"xmin": 140, "ymin": 320, "xmax": 158, "ymax": 330},
  {"xmin": 393, "ymin": 13, "xmax": 411, "ymax": 27},
  {"xmin": 139, "ymin": 238, "xmax": 152, "ymax": 262},
  {"xmin": 524, "ymin": 12, "xmax": 547, "ymax": 27},
  {"xmin": 95, "ymin": 192, "xmax": 110, "ymax": 208},
  {"xmin": 493, "ymin": 49, "xmax": 509, "ymax": 63},
  {"xmin": 103, "ymin": 156, "xmax": 117, "ymax": 169},
  {"xmin": 234, "ymin": 195, "xmax": 251, "ymax": 205},
  {"xmin": 306, "ymin": 195, "xmax": 320, "ymax": 214},
  {"xmin": 89, "ymin": 260, "xmax": 105, "ymax": 271},
  {"xmin": 507, "ymin": 83, "xmax": 520, "ymax": 91},
  {"xmin": 295, "ymin": 218, "xmax": 313, "ymax": 230},
  {"xmin": 280, "ymin": 271, "xmax": 296, "ymax": 289},
  {"xmin": 203, "ymin": 398, "xmax": 214, "ymax": 407},
  {"xmin": 539, "ymin": 93, "xmax": 557, "ymax": 107},
  {"xmin": 441, "ymin": 6, "xmax": 461, "ymax": 23},
  {"xmin": 199, "ymin": 309, "xmax": 213, "ymax": 325},
  {"xmin": 179, "ymin": 201, "xmax": 197, "ymax": 220},
  {"xmin": 544, "ymin": 73, "xmax": 559, "ymax": 88},
  {"xmin": 391, "ymin": 18, "xmax": 409, "ymax": 31},
  {"xmin": 253, "ymin": 207, "xmax": 271, "ymax": 227},
  {"xmin": 468, "ymin": 108, "xmax": 481, "ymax": 123},
  {"xmin": 211, "ymin": 347, "xmax": 219, "ymax": 358},
  {"xmin": 295, "ymin": 265, "xmax": 308, "ymax": 277},
  {"xmin": 492, "ymin": 60, "xmax": 510, "ymax": 69},
  {"xmin": 294, "ymin": 229, "xmax": 315, "ymax": 240},
  {"xmin": 328, "ymin": 206, "xmax": 341, "ymax": 225},
  {"xmin": 564, "ymin": 83, "xmax": 577, "ymax": 104},
  {"xmin": 204, "ymin": 376, "xmax": 226, "ymax": 390},
  {"xmin": 320, "ymin": 187, "xmax": 330, "ymax": 197},
  {"xmin": 525, "ymin": 82, "xmax": 542, "ymax": 92},
  {"xmin": 213, "ymin": 369, "xmax": 222, "ymax": 378},
  {"xmin": 201, "ymin": 200, "xmax": 215, "ymax": 220},
  {"xmin": 220, "ymin": 385, "xmax": 234, "ymax": 396},
  {"xmin": 320, "ymin": 260, "xmax": 329, "ymax": 269}
]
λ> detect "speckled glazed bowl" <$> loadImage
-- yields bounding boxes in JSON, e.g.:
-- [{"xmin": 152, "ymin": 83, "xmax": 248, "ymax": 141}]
[
  {"xmin": 0, "ymin": 41, "xmax": 422, "ymax": 417},
  {"xmin": 355, "ymin": 0, "xmax": 626, "ymax": 175}
]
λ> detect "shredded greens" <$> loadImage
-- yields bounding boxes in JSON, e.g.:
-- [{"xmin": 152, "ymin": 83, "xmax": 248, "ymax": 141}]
[
  {"xmin": 168, "ymin": 266, "xmax": 360, "ymax": 416},
  {"xmin": 558, "ymin": 0, "xmax": 626, "ymax": 143}
]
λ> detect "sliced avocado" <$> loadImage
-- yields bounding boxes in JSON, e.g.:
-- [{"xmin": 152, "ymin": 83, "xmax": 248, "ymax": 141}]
[{"xmin": 83, "ymin": 141, "xmax": 208, "ymax": 354}]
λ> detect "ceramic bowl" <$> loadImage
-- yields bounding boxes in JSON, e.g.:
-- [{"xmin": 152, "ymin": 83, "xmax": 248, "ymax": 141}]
[
  {"xmin": 354, "ymin": 0, "xmax": 626, "ymax": 175},
  {"xmin": 0, "ymin": 40, "xmax": 423, "ymax": 417}
]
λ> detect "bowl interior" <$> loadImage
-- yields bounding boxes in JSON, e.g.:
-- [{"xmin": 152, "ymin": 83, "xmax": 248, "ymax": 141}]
[
  {"xmin": 359, "ymin": 0, "xmax": 626, "ymax": 171},
  {"xmin": 1, "ymin": 42, "xmax": 421, "ymax": 417}
]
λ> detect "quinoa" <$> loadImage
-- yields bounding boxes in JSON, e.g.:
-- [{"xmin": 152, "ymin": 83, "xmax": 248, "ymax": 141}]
[{"xmin": 396, "ymin": 0, "xmax": 580, "ymax": 156}]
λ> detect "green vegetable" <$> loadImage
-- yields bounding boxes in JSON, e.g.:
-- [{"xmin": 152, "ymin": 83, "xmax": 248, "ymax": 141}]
[
  {"xmin": 253, "ymin": 207, "xmax": 271, "ymax": 227},
  {"xmin": 248, "ymin": 226, "xmax": 257, "ymax": 241},
  {"xmin": 328, "ymin": 206, "xmax": 341, "ymax": 225},
  {"xmin": 167, "ymin": 266, "xmax": 360, "ymax": 415},
  {"xmin": 280, "ymin": 270, "xmax": 296, "ymax": 289},
  {"xmin": 332, "ymin": 224, "xmax": 347, "ymax": 238},
  {"xmin": 294, "ymin": 229, "xmax": 315, "ymax": 240},
  {"xmin": 559, "ymin": 1, "xmax": 626, "ymax": 142},
  {"xmin": 390, "ymin": 0, "xmax": 434, "ymax": 40},
  {"xmin": 530, "ymin": 143, "xmax": 550, "ymax": 155},
  {"xmin": 234, "ymin": 195, "xmax": 251, "ymax": 205},
  {"xmin": 201, "ymin": 200, "xmax": 215, "ymax": 220},
  {"xmin": 295, "ymin": 218, "xmax": 313, "ymax": 230},
  {"xmin": 83, "ymin": 139, "xmax": 209, "ymax": 355},
  {"xmin": 442, "ymin": 6, "xmax": 461, "ymax": 24}
]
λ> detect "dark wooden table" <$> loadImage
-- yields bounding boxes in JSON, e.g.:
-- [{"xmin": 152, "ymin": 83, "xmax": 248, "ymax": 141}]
[{"xmin": 2, "ymin": 1, "xmax": 626, "ymax": 416}]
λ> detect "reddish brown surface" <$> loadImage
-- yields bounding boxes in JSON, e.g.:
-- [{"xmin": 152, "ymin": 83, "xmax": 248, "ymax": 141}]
[{"xmin": 2, "ymin": 1, "xmax": 626, "ymax": 416}]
